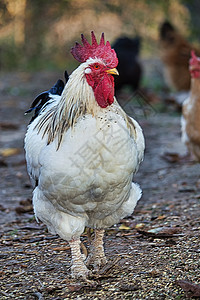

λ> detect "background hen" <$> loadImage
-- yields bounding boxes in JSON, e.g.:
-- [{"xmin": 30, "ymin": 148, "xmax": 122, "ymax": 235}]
[
  {"xmin": 181, "ymin": 51, "xmax": 200, "ymax": 161},
  {"xmin": 24, "ymin": 32, "xmax": 145, "ymax": 279},
  {"xmin": 112, "ymin": 36, "xmax": 142, "ymax": 92},
  {"xmin": 159, "ymin": 21, "xmax": 200, "ymax": 91}
]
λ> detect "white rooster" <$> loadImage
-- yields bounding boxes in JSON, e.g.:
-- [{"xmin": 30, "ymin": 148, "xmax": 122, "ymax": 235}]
[{"xmin": 24, "ymin": 32, "xmax": 145, "ymax": 279}]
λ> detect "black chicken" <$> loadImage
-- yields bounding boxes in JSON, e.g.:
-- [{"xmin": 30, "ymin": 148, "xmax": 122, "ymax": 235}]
[{"xmin": 112, "ymin": 36, "xmax": 142, "ymax": 91}]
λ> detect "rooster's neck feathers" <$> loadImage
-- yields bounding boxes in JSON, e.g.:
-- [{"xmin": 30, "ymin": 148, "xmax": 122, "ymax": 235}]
[{"xmin": 36, "ymin": 59, "xmax": 103, "ymax": 148}]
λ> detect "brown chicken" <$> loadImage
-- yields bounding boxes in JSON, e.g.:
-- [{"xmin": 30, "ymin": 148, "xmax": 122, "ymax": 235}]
[
  {"xmin": 159, "ymin": 21, "xmax": 200, "ymax": 91},
  {"xmin": 181, "ymin": 51, "xmax": 200, "ymax": 161}
]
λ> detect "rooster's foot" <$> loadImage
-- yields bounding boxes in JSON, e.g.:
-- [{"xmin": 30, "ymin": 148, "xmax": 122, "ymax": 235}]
[
  {"xmin": 69, "ymin": 238, "xmax": 91, "ymax": 280},
  {"xmin": 86, "ymin": 253, "xmax": 107, "ymax": 271},
  {"xmin": 71, "ymin": 263, "xmax": 91, "ymax": 279}
]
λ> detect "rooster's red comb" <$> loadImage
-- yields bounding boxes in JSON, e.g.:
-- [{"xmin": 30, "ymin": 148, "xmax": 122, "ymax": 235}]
[{"xmin": 71, "ymin": 31, "xmax": 118, "ymax": 68}]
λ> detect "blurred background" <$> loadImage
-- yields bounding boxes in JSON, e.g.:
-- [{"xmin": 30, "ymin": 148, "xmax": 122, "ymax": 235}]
[{"xmin": 0, "ymin": 0, "xmax": 199, "ymax": 73}]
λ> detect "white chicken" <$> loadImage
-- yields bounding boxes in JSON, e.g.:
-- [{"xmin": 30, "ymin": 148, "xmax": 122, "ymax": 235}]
[{"xmin": 24, "ymin": 32, "xmax": 145, "ymax": 279}]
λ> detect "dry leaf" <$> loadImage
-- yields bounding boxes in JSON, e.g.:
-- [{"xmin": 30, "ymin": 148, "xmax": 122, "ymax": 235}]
[
  {"xmin": 148, "ymin": 227, "xmax": 180, "ymax": 235},
  {"xmin": 119, "ymin": 224, "xmax": 130, "ymax": 230},
  {"xmin": 135, "ymin": 223, "xmax": 145, "ymax": 229},
  {"xmin": 52, "ymin": 246, "xmax": 70, "ymax": 251},
  {"xmin": 0, "ymin": 148, "xmax": 21, "ymax": 157},
  {"xmin": 68, "ymin": 283, "xmax": 84, "ymax": 292},
  {"xmin": 157, "ymin": 215, "xmax": 166, "ymax": 220},
  {"xmin": 176, "ymin": 279, "xmax": 200, "ymax": 297},
  {"xmin": 15, "ymin": 205, "xmax": 33, "ymax": 214},
  {"xmin": 137, "ymin": 226, "xmax": 181, "ymax": 239}
]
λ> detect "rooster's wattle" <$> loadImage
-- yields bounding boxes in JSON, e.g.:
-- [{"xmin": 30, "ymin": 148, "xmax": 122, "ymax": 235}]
[{"xmin": 24, "ymin": 32, "xmax": 145, "ymax": 279}]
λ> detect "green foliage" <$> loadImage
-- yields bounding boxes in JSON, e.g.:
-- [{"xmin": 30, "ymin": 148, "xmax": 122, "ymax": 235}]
[{"xmin": 0, "ymin": 40, "xmax": 21, "ymax": 70}]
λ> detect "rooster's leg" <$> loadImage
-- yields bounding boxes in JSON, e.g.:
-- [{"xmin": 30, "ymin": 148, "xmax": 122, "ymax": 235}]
[
  {"xmin": 69, "ymin": 238, "xmax": 90, "ymax": 279},
  {"xmin": 86, "ymin": 229, "xmax": 107, "ymax": 270}
]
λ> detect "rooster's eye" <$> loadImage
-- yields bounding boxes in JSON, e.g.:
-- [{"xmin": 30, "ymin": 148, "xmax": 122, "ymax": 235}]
[{"xmin": 94, "ymin": 65, "xmax": 100, "ymax": 70}]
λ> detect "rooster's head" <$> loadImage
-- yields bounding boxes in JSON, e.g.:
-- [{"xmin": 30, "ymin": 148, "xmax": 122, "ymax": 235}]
[
  {"xmin": 71, "ymin": 32, "xmax": 119, "ymax": 108},
  {"xmin": 190, "ymin": 51, "xmax": 200, "ymax": 79}
]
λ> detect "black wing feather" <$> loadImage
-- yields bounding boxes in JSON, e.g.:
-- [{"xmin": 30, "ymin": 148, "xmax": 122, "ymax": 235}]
[{"xmin": 25, "ymin": 71, "xmax": 69, "ymax": 123}]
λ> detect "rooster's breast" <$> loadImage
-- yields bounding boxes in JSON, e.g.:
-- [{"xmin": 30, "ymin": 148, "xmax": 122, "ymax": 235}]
[{"xmin": 38, "ymin": 112, "xmax": 138, "ymax": 219}]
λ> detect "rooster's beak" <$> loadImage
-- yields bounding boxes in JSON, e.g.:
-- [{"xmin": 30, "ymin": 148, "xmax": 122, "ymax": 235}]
[{"xmin": 106, "ymin": 68, "xmax": 119, "ymax": 75}]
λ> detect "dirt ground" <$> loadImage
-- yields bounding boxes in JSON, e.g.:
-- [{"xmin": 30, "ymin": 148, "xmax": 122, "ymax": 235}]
[{"xmin": 0, "ymin": 72, "xmax": 200, "ymax": 299}]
